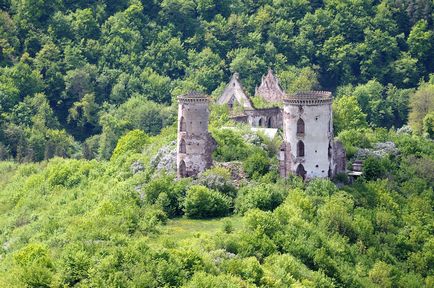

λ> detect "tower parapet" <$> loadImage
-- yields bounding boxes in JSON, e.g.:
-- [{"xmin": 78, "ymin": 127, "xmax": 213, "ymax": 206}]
[
  {"xmin": 177, "ymin": 91, "xmax": 216, "ymax": 178},
  {"xmin": 285, "ymin": 91, "xmax": 332, "ymax": 106}
]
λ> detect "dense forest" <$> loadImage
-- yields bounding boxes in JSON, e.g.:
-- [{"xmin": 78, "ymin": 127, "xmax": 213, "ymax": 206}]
[
  {"xmin": 0, "ymin": 0, "xmax": 434, "ymax": 159},
  {"xmin": 0, "ymin": 0, "xmax": 433, "ymax": 287}
]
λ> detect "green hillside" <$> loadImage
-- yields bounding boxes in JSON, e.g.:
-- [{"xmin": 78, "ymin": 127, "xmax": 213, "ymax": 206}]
[{"xmin": 0, "ymin": 125, "xmax": 433, "ymax": 287}]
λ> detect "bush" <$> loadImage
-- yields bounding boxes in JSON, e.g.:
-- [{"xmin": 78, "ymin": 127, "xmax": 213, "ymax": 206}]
[
  {"xmin": 183, "ymin": 185, "xmax": 231, "ymax": 218},
  {"xmin": 243, "ymin": 149, "xmax": 271, "ymax": 180},
  {"xmin": 235, "ymin": 183, "xmax": 287, "ymax": 214},
  {"xmin": 196, "ymin": 167, "xmax": 236, "ymax": 198},
  {"xmin": 143, "ymin": 175, "xmax": 190, "ymax": 217},
  {"xmin": 111, "ymin": 129, "xmax": 149, "ymax": 160},
  {"xmin": 184, "ymin": 272, "xmax": 252, "ymax": 288},
  {"xmin": 212, "ymin": 129, "xmax": 249, "ymax": 161},
  {"xmin": 363, "ymin": 156, "xmax": 387, "ymax": 180}
]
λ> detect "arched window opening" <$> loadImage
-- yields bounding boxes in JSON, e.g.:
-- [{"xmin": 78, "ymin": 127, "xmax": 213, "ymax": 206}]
[
  {"xmin": 268, "ymin": 117, "xmax": 272, "ymax": 128},
  {"xmin": 297, "ymin": 118, "xmax": 305, "ymax": 135},
  {"xmin": 228, "ymin": 95, "xmax": 235, "ymax": 109},
  {"xmin": 296, "ymin": 164, "xmax": 306, "ymax": 180},
  {"xmin": 258, "ymin": 118, "xmax": 263, "ymax": 127},
  {"xmin": 179, "ymin": 160, "xmax": 187, "ymax": 178},
  {"xmin": 179, "ymin": 139, "xmax": 186, "ymax": 153},
  {"xmin": 180, "ymin": 116, "xmax": 186, "ymax": 132},
  {"xmin": 297, "ymin": 140, "xmax": 305, "ymax": 157}
]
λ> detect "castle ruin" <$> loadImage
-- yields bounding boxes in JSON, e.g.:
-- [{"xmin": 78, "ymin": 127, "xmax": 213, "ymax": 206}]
[
  {"xmin": 220, "ymin": 70, "xmax": 283, "ymax": 129},
  {"xmin": 177, "ymin": 70, "xmax": 345, "ymax": 180}
]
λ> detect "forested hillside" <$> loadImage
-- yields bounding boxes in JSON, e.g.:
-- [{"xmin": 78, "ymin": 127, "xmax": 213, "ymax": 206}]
[
  {"xmin": 0, "ymin": 126, "xmax": 433, "ymax": 287},
  {"xmin": 1, "ymin": 0, "xmax": 434, "ymax": 160}
]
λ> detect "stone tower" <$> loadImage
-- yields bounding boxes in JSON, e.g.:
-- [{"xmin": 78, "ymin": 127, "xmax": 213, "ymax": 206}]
[
  {"xmin": 177, "ymin": 91, "xmax": 216, "ymax": 178},
  {"xmin": 280, "ymin": 91, "xmax": 339, "ymax": 180}
]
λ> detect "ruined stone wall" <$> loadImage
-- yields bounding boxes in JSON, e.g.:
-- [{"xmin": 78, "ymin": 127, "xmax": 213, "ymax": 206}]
[
  {"xmin": 230, "ymin": 107, "xmax": 283, "ymax": 129},
  {"xmin": 177, "ymin": 94, "xmax": 216, "ymax": 178},
  {"xmin": 333, "ymin": 140, "xmax": 346, "ymax": 175},
  {"xmin": 283, "ymin": 97, "xmax": 334, "ymax": 179}
]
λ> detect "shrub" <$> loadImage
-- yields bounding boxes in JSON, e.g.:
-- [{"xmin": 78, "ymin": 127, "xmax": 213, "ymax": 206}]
[
  {"xmin": 363, "ymin": 156, "xmax": 387, "ymax": 180},
  {"xmin": 222, "ymin": 219, "xmax": 234, "ymax": 234},
  {"xmin": 111, "ymin": 129, "xmax": 149, "ymax": 160},
  {"xmin": 143, "ymin": 175, "xmax": 190, "ymax": 217},
  {"xmin": 196, "ymin": 167, "xmax": 236, "ymax": 197},
  {"xmin": 183, "ymin": 185, "xmax": 231, "ymax": 218},
  {"xmin": 12, "ymin": 243, "xmax": 55, "ymax": 287},
  {"xmin": 235, "ymin": 183, "xmax": 287, "ymax": 214},
  {"xmin": 222, "ymin": 257, "xmax": 263, "ymax": 285},
  {"xmin": 212, "ymin": 129, "xmax": 249, "ymax": 161},
  {"xmin": 184, "ymin": 272, "xmax": 252, "ymax": 288},
  {"xmin": 243, "ymin": 149, "xmax": 271, "ymax": 180},
  {"xmin": 305, "ymin": 178, "xmax": 338, "ymax": 197}
]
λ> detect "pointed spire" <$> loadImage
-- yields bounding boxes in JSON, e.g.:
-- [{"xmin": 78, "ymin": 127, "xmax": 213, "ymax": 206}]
[
  {"xmin": 255, "ymin": 69, "xmax": 285, "ymax": 102},
  {"xmin": 217, "ymin": 72, "xmax": 253, "ymax": 109}
]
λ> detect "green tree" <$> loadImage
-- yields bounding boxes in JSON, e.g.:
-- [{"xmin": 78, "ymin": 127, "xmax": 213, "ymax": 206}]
[
  {"xmin": 111, "ymin": 129, "xmax": 149, "ymax": 161},
  {"xmin": 353, "ymin": 80, "xmax": 393, "ymax": 128},
  {"xmin": 333, "ymin": 95, "xmax": 367, "ymax": 133},
  {"xmin": 407, "ymin": 20, "xmax": 434, "ymax": 69},
  {"xmin": 409, "ymin": 82, "xmax": 434, "ymax": 135},
  {"xmin": 422, "ymin": 112, "xmax": 434, "ymax": 138},
  {"xmin": 243, "ymin": 148, "xmax": 271, "ymax": 180}
]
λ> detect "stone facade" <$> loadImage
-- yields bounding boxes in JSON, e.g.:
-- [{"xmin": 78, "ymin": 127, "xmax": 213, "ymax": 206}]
[
  {"xmin": 217, "ymin": 73, "xmax": 253, "ymax": 109},
  {"xmin": 219, "ymin": 71, "xmax": 283, "ymax": 129},
  {"xmin": 177, "ymin": 92, "xmax": 216, "ymax": 178},
  {"xmin": 279, "ymin": 91, "xmax": 346, "ymax": 179},
  {"xmin": 255, "ymin": 68, "xmax": 285, "ymax": 102}
]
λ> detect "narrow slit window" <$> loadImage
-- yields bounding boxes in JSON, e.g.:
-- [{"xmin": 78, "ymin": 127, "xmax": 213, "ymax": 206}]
[
  {"xmin": 180, "ymin": 116, "xmax": 186, "ymax": 132},
  {"xmin": 180, "ymin": 139, "xmax": 186, "ymax": 153}
]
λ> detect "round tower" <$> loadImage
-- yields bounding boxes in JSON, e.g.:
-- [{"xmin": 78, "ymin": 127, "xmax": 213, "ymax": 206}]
[
  {"xmin": 282, "ymin": 91, "xmax": 335, "ymax": 180},
  {"xmin": 177, "ymin": 91, "xmax": 216, "ymax": 178}
]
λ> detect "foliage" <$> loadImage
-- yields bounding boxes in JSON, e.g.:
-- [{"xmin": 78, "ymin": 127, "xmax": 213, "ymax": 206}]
[
  {"xmin": 235, "ymin": 183, "xmax": 288, "ymax": 215},
  {"xmin": 0, "ymin": 0, "xmax": 433, "ymax": 160},
  {"xmin": 212, "ymin": 128, "xmax": 250, "ymax": 162},
  {"xmin": 333, "ymin": 95, "xmax": 368, "ymax": 133},
  {"xmin": 409, "ymin": 80, "xmax": 434, "ymax": 135},
  {"xmin": 111, "ymin": 129, "xmax": 149, "ymax": 161},
  {"xmin": 243, "ymin": 149, "xmax": 271, "ymax": 180},
  {"xmin": 196, "ymin": 167, "xmax": 236, "ymax": 198},
  {"xmin": 183, "ymin": 185, "xmax": 231, "ymax": 219},
  {"xmin": 0, "ymin": 126, "xmax": 433, "ymax": 286},
  {"xmin": 0, "ymin": 1, "xmax": 434, "ymax": 286}
]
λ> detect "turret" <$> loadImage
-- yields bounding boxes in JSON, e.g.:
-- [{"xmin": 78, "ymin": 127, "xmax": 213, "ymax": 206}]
[{"xmin": 177, "ymin": 91, "xmax": 216, "ymax": 178}]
